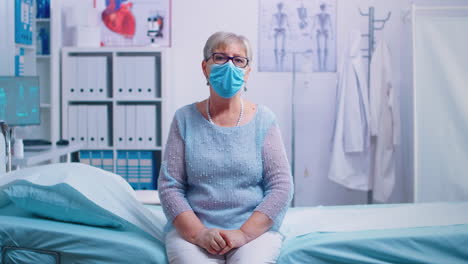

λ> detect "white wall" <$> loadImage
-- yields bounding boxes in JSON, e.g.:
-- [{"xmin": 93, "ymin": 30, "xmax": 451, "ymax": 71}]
[
  {"xmin": 61, "ymin": 0, "xmax": 429, "ymax": 206},
  {"xmin": 168, "ymin": 0, "xmax": 416, "ymax": 206},
  {"xmin": 168, "ymin": 0, "xmax": 292, "ymax": 135},
  {"xmin": 168, "ymin": 0, "xmax": 296, "ymax": 199},
  {"xmin": 293, "ymin": 0, "xmax": 415, "ymax": 206}
]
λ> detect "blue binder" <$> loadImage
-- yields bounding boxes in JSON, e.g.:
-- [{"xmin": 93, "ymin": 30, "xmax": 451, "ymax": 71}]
[
  {"xmin": 36, "ymin": 0, "xmax": 50, "ymax": 18},
  {"xmin": 14, "ymin": 48, "xmax": 25, "ymax": 76},
  {"xmin": 79, "ymin": 151, "xmax": 91, "ymax": 165},
  {"xmin": 15, "ymin": 0, "xmax": 33, "ymax": 45},
  {"xmin": 102, "ymin": 151, "xmax": 114, "ymax": 173},
  {"xmin": 91, "ymin": 151, "xmax": 103, "ymax": 169},
  {"xmin": 127, "ymin": 151, "xmax": 140, "ymax": 189},
  {"xmin": 116, "ymin": 151, "xmax": 128, "ymax": 181},
  {"xmin": 139, "ymin": 151, "xmax": 154, "ymax": 190}
]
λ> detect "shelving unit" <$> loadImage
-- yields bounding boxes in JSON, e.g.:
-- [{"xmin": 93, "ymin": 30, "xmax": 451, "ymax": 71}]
[
  {"xmin": 34, "ymin": 0, "xmax": 61, "ymax": 145},
  {"xmin": 61, "ymin": 47, "xmax": 168, "ymax": 190},
  {"xmin": 0, "ymin": 0, "xmax": 61, "ymax": 147}
]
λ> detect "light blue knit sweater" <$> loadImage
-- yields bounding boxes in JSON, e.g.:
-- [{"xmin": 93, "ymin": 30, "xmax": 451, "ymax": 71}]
[{"xmin": 158, "ymin": 103, "xmax": 293, "ymax": 232}]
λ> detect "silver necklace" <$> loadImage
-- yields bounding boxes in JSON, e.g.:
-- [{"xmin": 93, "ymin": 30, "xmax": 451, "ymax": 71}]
[{"xmin": 206, "ymin": 97, "xmax": 244, "ymax": 127}]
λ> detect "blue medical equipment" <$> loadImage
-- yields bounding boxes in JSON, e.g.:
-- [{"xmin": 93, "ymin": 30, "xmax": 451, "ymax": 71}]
[
  {"xmin": 15, "ymin": 0, "xmax": 33, "ymax": 45},
  {"xmin": 37, "ymin": 27, "xmax": 50, "ymax": 55},
  {"xmin": 0, "ymin": 76, "xmax": 40, "ymax": 126},
  {"xmin": 36, "ymin": 0, "xmax": 50, "ymax": 18},
  {"xmin": 14, "ymin": 48, "xmax": 25, "ymax": 76}
]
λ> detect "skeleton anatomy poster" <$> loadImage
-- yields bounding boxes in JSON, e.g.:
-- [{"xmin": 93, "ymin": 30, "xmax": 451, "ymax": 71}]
[
  {"xmin": 98, "ymin": 0, "xmax": 171, "ymax": 47},
  {"xmin": 258, "ymin": 0, "xmax": 336, "ymax": 72}
]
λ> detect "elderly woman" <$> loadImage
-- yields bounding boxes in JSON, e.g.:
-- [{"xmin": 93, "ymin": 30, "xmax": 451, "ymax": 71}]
[{"xmin": 158, "ymin": 31, "xmax": 293, "ymax": 263}]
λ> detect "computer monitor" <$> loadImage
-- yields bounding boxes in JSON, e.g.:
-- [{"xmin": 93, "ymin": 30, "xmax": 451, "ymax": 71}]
[{"xmin": 0, "ymin": 76, "xmax": 40, "ymax": 126}]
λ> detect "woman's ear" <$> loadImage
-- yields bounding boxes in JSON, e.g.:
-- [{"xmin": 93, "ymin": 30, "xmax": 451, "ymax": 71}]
[
  {"xmin": 202, "ymin": 60, "xmax": 209, "ymax": 80},
  {"xmin": 244, "ymin": 66, "xmax": 252, "ymax": 82}
]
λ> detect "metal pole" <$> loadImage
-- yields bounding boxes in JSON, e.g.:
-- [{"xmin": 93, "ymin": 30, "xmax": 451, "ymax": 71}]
[
  {"xmin": 368, "ymin": 7, "xmax": 374, "ymax": 89},
  {"xmin": 291, "ymin": 52, "xmax": 297, "ymax": 207}
]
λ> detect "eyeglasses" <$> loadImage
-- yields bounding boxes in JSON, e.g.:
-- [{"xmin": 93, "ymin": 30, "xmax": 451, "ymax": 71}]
[{"xmin": 209, "ymin": 53, "xmax": 249, "ymax": 68}]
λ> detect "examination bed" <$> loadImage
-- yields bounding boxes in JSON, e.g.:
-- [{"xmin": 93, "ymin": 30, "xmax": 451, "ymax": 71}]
[
  {"xmin": 2, "ymin": 204, "xmax": 468, "ymax": 264},
  {"xmin": 0, "ymin": 163, "xmax": 168, "ymax": 264},
  {"xmin": 0, "ymin": 203, "xmax": 166, "ymax": 263},
  {"xmin": 1, "ymin": 163, "xmax": 468, "ymax": 264},
  {"xmin": 277, "ymin": 204, "xmax": 468, "ymax": 264}
]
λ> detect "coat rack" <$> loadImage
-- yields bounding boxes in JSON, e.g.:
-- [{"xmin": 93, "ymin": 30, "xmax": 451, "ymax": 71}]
[
  {"xmin": 359, "ymin": 7, "xmax": 391, "ymax": 204},
  {"xmin": 359, "ymin": 7, "xmax": 391, "ymax": 88}
]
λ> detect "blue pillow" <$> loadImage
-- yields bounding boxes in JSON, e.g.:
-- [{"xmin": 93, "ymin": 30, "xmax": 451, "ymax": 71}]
[
  {"xmin": 0, "ymin": 163, "xmax": 165, "ymax": 242},
  {"xmin": 4, "ymin": 181, "xmax": 123, "ymax": 227}
]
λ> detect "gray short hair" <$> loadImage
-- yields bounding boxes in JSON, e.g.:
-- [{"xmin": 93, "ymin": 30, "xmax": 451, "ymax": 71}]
[{"xmin": 203, "ymin": 32, "xmax": 252, "ymax": 62}]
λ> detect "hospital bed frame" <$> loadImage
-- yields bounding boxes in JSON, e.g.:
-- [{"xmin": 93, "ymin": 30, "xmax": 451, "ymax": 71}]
[{"xmin": 2, "ymin": 245, "xmax": 60, "ymax": 264}]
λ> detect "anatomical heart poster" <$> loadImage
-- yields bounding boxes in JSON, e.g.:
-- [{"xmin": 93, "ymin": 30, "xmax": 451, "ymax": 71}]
[{"xmin": 98, "ymin": 0, "xmax": 171, "ymax": 47}]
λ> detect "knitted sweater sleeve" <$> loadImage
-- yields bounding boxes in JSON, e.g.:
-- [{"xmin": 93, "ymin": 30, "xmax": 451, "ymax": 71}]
[
  {"xmin": 255, "ymin": 123, "xmax": 294, "ymax": 224},
  {"xmin": 158, "ymin": 116, "xmax": 193, "ymax": 223}
]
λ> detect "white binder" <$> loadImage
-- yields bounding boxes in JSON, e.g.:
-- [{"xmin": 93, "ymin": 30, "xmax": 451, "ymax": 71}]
[
  {"xmin": 134, "ymin": 58, "xmax": 143, "ymax": 96},
  {"xmin": 145, "ymin": 57, "xmax": 156, "ymax": 97},
  {"xmin": 77, "ymin": 57, "xmax": 88, "ymax": 99},
  {"xmin": 126, "ymin": 58, "xmax": 136, "ymax": 98},
  {"xmin": 135, "ymin": 105, "xmax": 146, "ymax": 148},
  {"xmin": 78, "ymin": 105, "xmax": 88, "ymax": 146},
  {"xmin": 122, "ymin": 57, "xmax": 130, "ymax": 98},
  {"xmin": 65, "ymin": 56, "xmax": 78, "ymax": 99},
  {"xmin": 87, "ymin": 57, "xmax": 96, "ymax": 100},
  {"xmin": 114, "ymin": 56, "xmax": 125, "ymax": 98},
  {"xmin": 115, "ymin": 105, "xmax": 126, "ymax": 148},
  {"xmin": 96, "ymin": 57, "xmax": 107, "ymax": 99},
  {"xmin": 87, "ymin": 105, "xmax": 98, "ymax": 148},
  {"xmin": 125, "ymin": 105, "xmax": 136, "ymax": 147},
  {"xmin": 77, "ymin": 57, "xmax": 84, "ymax": 99},
  {"xmin": 75, "ymin": 57, "xmax": 82, "ymax": 99},
  {"xmin": 136, "ymin": 57, "xmax": 155, "ymax": 97},
  {"xmin": 143, "ymin": 105, "xmax": 156, "ymax": 146},
  {"xmin": 97, "ymin": 105, "xmax": 108, "ymax": 148},
  {"xmin": 67, "ymin": 105, "xmax": 78, "ymax": 144}
]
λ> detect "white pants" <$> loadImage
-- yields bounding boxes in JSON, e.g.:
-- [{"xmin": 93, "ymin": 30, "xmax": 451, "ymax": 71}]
[{"xmin": 165, "ymin": 230, "xmax": 283, "ymax": 264}]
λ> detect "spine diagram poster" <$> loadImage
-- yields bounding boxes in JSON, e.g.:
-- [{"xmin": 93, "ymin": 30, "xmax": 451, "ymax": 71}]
[
  {"xmin": 258, "ymin": 0, "xmax": 336, "ymax": 72},
  {"xmin": 98, "ymin": 0, "xmax": 171, "ymax": 47}
]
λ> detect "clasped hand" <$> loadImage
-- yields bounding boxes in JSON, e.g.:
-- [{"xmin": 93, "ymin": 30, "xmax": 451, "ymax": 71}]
[{"xmin": 194, "ymin": 228, "xmax": 248, "ymax": 255}]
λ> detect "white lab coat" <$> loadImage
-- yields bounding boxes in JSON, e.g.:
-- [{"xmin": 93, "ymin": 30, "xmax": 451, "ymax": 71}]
[
  {"xmin": 328, "ymin": 30, "xmax": 372, "ymax": 191},
  {"xmin": 369, "ymin": 40, "xmax": 400, "ymax": 202}
]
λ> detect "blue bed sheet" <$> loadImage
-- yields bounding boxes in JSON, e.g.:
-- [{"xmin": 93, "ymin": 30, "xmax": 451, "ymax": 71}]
[
  {"xmin": 0, "ymin": 203, "xmax": 167, "ymax": 264},
  {"xmin": 2, "ymin": 202, "xmax": 467, "ymax": 264},
  {"xmin": 278, "ymin": 222, "xmax": 468, "ymax": 264}
]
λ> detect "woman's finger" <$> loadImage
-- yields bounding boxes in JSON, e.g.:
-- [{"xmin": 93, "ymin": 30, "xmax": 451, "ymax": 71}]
[
  {"xmin": 210, "ymin": 239, "xmax": 221, "ymax": 252},
  {"xmin": 207, "ymin": 247, "xmax": 218, "ymax": 255},
  {"xmin": 214, "ymin": 233, "xmax": 227, "ymax": 249},
  {"xmin": 220, "ymin": 232, "xmax": 233, "ymax": 248},
  {"xmin": 218, "ymin": 245, "xmax": 232, "ymax": 255}
]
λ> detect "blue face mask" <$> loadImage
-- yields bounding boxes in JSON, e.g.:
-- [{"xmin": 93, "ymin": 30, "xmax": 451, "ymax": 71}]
[{"xmin": 209, "ymin": 61, "xmax": 245, "ymax": 98}]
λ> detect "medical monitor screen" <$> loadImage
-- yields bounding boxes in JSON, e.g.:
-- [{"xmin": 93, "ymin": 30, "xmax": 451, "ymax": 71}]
[{"xmin": 0, "ymin": 76, "xmax": 40, "ymax": 126}]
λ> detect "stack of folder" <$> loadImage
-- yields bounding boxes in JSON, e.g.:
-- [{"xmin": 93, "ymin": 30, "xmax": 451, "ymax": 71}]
[
  {"xmin": 66, "ymin": 104, "xmax": 109, "ymax": 148},
  {"xmin": 80, "ymin": 150, "xmax": 157, "ymax": 190},
  {"xmin": 114, "ymin": 56, "xmax": 157, "ymax": 98},
  {"xmin": 115, "ymin": 104, "xmax": 157, "ymax": 148},
  {"xmin": 80, "ymin": 150, "xmax": 114, "ymax": 173},
  {"xmin": 64, "ymin": 56, "xmax": 108, "ymax": 99},
  {"xmin": 116, "ymin": 151, "xmax": 156, "ymax": 190}
]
